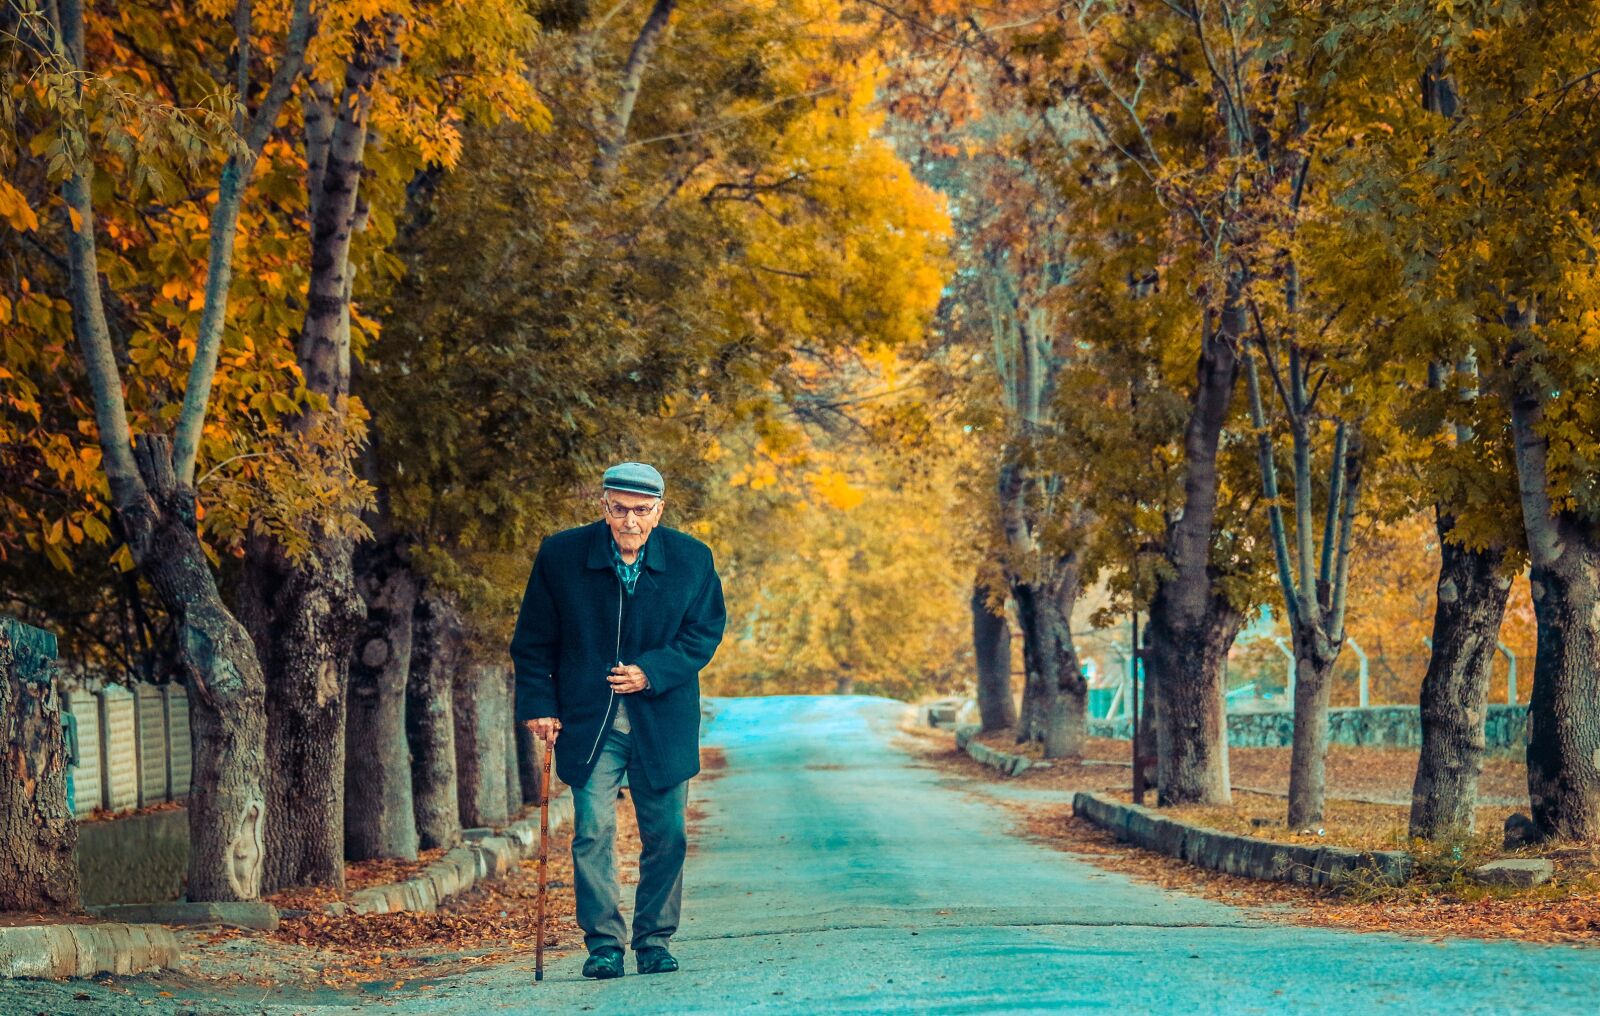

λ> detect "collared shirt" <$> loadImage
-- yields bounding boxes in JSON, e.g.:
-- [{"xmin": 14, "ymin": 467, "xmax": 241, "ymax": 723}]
[
  {"xmin": 609, "ymin": 538, "xmax": 645, "ymax": 733},
  {"xmin": 610, "ymin": 538, "xmax": 646, "ymax": 596}
]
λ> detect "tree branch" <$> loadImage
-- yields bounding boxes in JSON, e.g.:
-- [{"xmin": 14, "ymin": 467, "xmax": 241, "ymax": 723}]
[
  {"xmin": 1245, "ymin": 349, "xmax": 1297, "ymax": 626},
  {"xmin": 1317, "ymin": 419, "xmax": 1347, "ymax": 598},
  {"xmin": 592, "ymin": 0, "xmax": 677, "ymax": 185},
  {"xmin": 173, "ymin": 0, "xmax": 316, "ymax": 486},
  {"xmin": 51, "ymin": 0, "xmax": 147, "ymax": 511},
  {"xmin": 1506, "ymin": 305, "xmax": 1564, "ymax": 569},
  {"xmin": 1329, "ymin": 428, "xmax": 1363, "ymax": 641}
]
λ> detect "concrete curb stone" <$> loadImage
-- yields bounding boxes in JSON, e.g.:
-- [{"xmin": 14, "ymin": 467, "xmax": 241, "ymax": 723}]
[
  {"xmin": 335, "ymin": 792, "xmax": 574, "ymax": 917},
  {"xmin": 954, "ymin": 724, "xmax": 1034, "ymax": 777},
  {"xmin": 1072, "ymin": 790, "xmax": 1413, "ymax": 889},
  {"xmin": 1471, "ymin": 858, "xmax": 1554, "ymax": 888},
  {"xmin": 0, "ymin": 922, "xmax": 181, "ymax": 979}
]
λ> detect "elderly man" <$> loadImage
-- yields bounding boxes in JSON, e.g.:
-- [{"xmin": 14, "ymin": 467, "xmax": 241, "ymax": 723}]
[{"xmin": 512, "ymin": 462, "xmax": 726, "ymax": 980}]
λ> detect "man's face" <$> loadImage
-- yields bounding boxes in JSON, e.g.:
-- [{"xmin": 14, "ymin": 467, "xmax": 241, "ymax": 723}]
[{"xmin": 601, "ymin": 489, "xmax": 663, "ymax": 555}]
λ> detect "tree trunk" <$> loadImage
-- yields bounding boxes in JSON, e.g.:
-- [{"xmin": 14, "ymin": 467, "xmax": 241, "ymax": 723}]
[
  {"xmin": 1525, "ymin": 548, "xmax": 1600, "ymax": 839},
  {"xmin": 454, "ymin": 663, "xmax": 511, "ymax": 829},
  {"xmin": 0, "ymin": 618, "xmax": 79, "ymax": 911},
  {"xmin": 1012, "ymin": 562, "xmax": 1087, "ymax": 759},
  {"xmin": 1011, "ymin": 581, "xmax": 1048, "ymax": 744},
  {"xmin": 1136, "ymin": 648, "xmax": 1159, "ymax": 794},
  {"xmin": 1509, "ymin": 363, "xmax": 1600, "ymax": 839},
  {"xmin": 1043, "ymin": 676, "xmax": 1086, "ymax": 759},
  {"xmin": 344, "ymin": 539, "xmax": 419, "ymax": 861},
  {"xmin": 1285, "ymin": 624, "xmax": 1340, "ymax": 828},
  {"xmin": 236, "ymin": 19, "xmax": 394, "ymax": 891},
  {"xmin": 1409, "ymin": 515, "xmax": 1510, "ymax": 840},
  {"xmin": 408, "ymin": 591, "xmax": 462, "ymax": 850},
  {"xmin": 1013, "ymin": 590, "xmax": 1045, "ymax": 745},
  {"xmin": 1149, "ymin": 588, "xmax": 1243, "ymax": 806},
  {"xmin": 124, "ymin": 439, "xmax": 267, "ymax": 902},
  {"xmin": 1148, "ymin": 303, "xmax": 1242, "ymax": 806},
  {"xmin": 240, "ymin": 535, "xmax": 363, "ymax": 890},
  {"xmin": 972, "ymin": 582, "xmax": 1017, "ymax": 733}
]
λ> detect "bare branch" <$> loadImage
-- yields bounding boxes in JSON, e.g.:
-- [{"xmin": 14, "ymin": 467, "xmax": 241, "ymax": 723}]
[
  {"xmin": 1244, "ymin": 349, "xmax": 1297, "ymax": 626},
  {"xmin": 1317, "ymin": 419, "xmax": 1347, "ymax": 596},
  {"xmin": 173, "ymin": 0, "xmax": 316, "ymax": 485},
  {"xmin": 1329, "ymin": 430, "xmax": 1363, "ymax": 641},
  {"xmin": 592, "ymin": 0, "xmax": 677, "ymax": 184}
]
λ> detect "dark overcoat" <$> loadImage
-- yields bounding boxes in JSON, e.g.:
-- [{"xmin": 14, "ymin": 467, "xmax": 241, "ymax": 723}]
[{"xmin": 510, "ymin": 520, "xmax": 726, "ymax": 790}]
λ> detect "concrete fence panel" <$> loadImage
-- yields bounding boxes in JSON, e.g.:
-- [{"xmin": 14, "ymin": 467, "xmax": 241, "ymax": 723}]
[
  {"xmin": 65, "ymin": 690, "xmax": 102, "ymax": 814},
  {"xmin": 164, "ymin": 685, "xmax": 191, "ymax": 798},
  {"xmin": 98, "ymin": 686, "xmax": 138, "ymax": 813},
  {"xmin": 134, "ymin": 684, "xmax": 169, "ymax": 806}
]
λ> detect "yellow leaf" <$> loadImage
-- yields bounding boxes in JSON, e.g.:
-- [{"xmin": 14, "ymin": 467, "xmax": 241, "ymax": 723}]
[{"xmin": 0, "ymin": 178, "xmax": 40, "ymax": 232}]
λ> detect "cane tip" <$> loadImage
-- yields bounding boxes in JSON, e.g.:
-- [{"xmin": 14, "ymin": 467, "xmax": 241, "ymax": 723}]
[{"xmin": 535, "ymin": 971, "xmax": 544, "ymax": 982}]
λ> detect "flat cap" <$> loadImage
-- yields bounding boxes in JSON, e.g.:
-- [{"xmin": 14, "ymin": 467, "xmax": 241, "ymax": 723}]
[{"xmin": 602, "ymin": 461, "xmax": 665, "ymax": 498}]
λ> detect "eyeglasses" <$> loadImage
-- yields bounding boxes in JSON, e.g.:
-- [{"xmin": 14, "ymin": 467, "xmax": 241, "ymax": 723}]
[{"xmin": 603, "ymin": 500, "xmax": 660, "ymax": 519}]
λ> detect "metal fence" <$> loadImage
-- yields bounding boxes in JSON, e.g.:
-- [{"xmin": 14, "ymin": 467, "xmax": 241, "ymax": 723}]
[{"xmin": 62, "ymin": 683, "xmax": 191, "ymax": 817}]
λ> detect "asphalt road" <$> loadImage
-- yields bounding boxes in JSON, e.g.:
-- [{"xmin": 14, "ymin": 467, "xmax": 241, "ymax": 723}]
[{"xmin": 9, "ymin": 694, "xmax": 1600, "ymax": 1014}]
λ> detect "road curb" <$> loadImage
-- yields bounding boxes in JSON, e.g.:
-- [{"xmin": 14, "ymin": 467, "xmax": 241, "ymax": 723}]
[
  {"xmin": 337, "ymin": 793, "xmax": 575, "ymax": 917},
  {"xmin": 954, "ymin": 724, "xmax": 1034, "ymax": 777},
  {"xmin": 0, "ymin": 922, "xmax": 180, "ymax": 979},
  {"xmin": 85, "ymin": 901, "xmax": 279, "ymax": 931},
  {"xmin": 1072, "ymin": 791, "xmax": 1412, "ymax": 888}
]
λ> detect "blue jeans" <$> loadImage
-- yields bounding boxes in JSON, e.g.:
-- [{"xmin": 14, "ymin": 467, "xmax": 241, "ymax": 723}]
[{"xmin": 571, "ymin": 724, "xmax": 688, "ymax": 953}]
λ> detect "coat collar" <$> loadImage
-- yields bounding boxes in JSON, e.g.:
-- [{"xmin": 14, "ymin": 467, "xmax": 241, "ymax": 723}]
[{"xmin": 585, "ymin": 519, "xmax": 669, "ymax": 573}]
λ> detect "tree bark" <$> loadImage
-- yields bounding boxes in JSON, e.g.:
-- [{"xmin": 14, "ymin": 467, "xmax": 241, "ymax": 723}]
[
  {"xmin": 0, "ymin": 617, "xmax": 79, "ymax": 911},
  {"xmin": 1011, "ymin": 559, "xmax": 1087, "ymax": 759},
  {"xmin": 1508, "ymin": 359, "xmax": 1600, "ymax": 839},
  {"xmin": 132, "ymin": 440, "xmax": 267, "ymax": 901},
  {"xmin": 344, "ymin": 538, "xmax": 419, "ymax": 861},
  {"xmin": 240, "ymin": 536, "xmax": 362, "ymax": 890},
  {"xmin": 408, "ymin": 591, "xmax": 462, "ymax": 849},
  {"xmin": 1149, "ymin": 303, "xmax": 1242, "ymax": 806},
  {"xmin": 1149, "ymin": 588, "xmax": 1243, "ymax": 806},
  {"xmin": 454, "ymin": 663, "xmax": 511, "ymax": 828},
  {"xmin": 1285, "ymin": 622, "xmax": 1340, "ymax": 828},
  {"xmin": 972, "ymin": 581, "xmax": 1017, "ymax": 733},
  {"xmin": 1408, "ymin": 515, "xmax": 1510, "ymax": 840},
  {"xmin": 1524, "ymin": 547, "xmax": 1600, "ymax": 839}
]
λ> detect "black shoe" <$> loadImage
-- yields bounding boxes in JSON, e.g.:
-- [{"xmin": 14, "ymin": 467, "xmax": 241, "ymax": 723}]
[
  {"xmin": 635, "ymin": 946, "xmax": 679, "ymax": 975},
  {"xmin": 582, "ymin": 946, "xmax": 624, "ymax": 979}
]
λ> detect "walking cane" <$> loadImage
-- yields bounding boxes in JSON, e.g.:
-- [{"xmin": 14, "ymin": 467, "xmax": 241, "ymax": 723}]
[{"xmin": 536, "ymin": 736, "xmax": 554, "ymax": 982}]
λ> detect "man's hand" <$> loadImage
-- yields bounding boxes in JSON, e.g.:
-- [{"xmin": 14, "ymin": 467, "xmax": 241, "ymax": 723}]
[
  {"xmin": 608, "ymin": 664, "xmax": 650, "ymax": 694},
  {"xmin": 526, "ymin": 717, "xmax": 561, "ymax": 743}
]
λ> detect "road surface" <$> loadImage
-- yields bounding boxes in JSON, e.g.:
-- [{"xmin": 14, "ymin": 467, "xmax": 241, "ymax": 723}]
[{"xmin": 9, "ymin": 694, "xmax": 1599, "ymax": 1014}]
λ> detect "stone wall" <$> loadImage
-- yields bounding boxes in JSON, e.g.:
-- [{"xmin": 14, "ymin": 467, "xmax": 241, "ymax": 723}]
[
  {"xmin": 1088, "ymin": 704, "xmax": 1529, "ymax": 752},
  {"xmin": 76, "ymin": 807, "xmax": 188, "ymax": 906}
]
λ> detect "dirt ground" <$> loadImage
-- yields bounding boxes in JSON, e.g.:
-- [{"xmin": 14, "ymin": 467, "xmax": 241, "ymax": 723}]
[
  {"xmin": 134, "ymin": 790, "xmax": 645, "ymax": 999},
  {"xmin": 967, "ymin": 727, "xmax": 1529, "ymax": 805},
  {"xmin": 907, "ymin": 724, "xmax": 1600, "ymax": 945}
]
